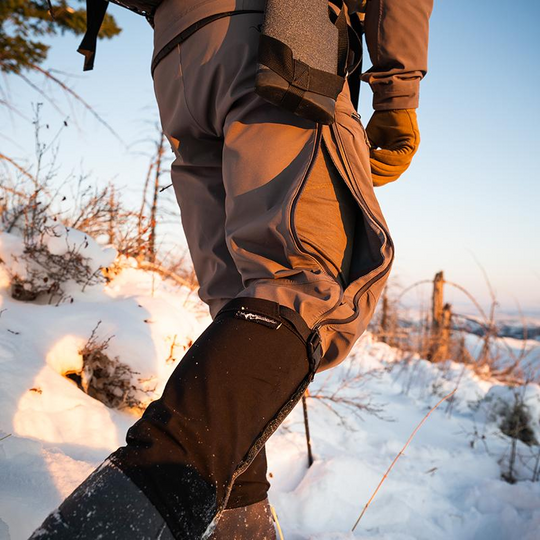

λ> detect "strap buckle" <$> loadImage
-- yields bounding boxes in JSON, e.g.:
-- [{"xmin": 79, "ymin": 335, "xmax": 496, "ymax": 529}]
[{"xmin": 307, "ymin": 331, "xmax": 323, "ymax": 373}]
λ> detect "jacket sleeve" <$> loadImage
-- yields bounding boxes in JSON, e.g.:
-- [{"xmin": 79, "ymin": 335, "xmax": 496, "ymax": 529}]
[{"xmin": 361, "ymin": 0, "xmax": 433, "ymax": 110}]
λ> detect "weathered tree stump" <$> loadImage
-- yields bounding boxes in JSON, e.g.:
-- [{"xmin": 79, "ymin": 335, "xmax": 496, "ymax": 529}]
[{"xmin": 429, "ymin": 272, "xmax": 452, "ymax": 362}]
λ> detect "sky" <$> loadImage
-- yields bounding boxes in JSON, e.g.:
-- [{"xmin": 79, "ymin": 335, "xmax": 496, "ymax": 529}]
[{"xmin": 1, "ymin": 0, "xmax": 539, "ymax": 315}]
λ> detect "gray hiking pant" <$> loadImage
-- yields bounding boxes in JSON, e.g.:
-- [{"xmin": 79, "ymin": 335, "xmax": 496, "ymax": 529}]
[{"xmin": 153, "ymin": 10, "xmax": 393, "ymax": 509}]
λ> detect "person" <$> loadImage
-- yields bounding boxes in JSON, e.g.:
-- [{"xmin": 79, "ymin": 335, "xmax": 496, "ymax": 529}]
[{"xmin": 31, "ymin": 1, "xmax": 432, "ymax": 538}]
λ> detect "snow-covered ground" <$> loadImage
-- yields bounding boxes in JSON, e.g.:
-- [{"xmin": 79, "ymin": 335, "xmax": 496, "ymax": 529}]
[{"xmin": 1, "ymin": 228, "xmax": 539, "ymax": 540}]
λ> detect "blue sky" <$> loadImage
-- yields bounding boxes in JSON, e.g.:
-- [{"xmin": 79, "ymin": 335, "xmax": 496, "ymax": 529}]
[{"xmin": 1, "ymin": 0, "xmax": 539, "ymax": 314}]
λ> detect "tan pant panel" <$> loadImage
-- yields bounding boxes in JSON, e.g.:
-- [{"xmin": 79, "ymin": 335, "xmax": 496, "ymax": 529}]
[{"xmin": 294, "ymin": 146, "xmax": 357, "ymax": 289}]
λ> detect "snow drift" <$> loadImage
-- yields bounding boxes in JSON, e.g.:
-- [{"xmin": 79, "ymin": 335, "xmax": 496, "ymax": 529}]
[{"xmin": 0, "ymin": 227, "xmax": 539, "ymax": 540}]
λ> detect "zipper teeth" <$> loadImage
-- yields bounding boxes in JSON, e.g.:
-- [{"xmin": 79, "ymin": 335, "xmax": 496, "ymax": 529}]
[
  {"xmin": 311, "ymin": 121, "xmax": 395, "ymax": 330},
  {"xmin": 334, "ymin": 119, "xmax": 392, "ymax": 236},
  {"xmin": 217, "ymin": 370, "xmax": 315, "ymax": 517},
  {"xmin": 314, "ymin": 264, "xmax": 393, "ymax": 332}
]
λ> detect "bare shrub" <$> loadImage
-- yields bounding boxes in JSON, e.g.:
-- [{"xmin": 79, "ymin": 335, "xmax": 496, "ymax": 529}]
[
  {"xmin": 66, "ymin": 322, "xmax": 155, "ymax": 413},
  {"xmin": 10, "ymin": 242, "xmax": 103, "ymax": 303},
  {"xmin": 373, "ymin": 270, "xmax": 539, "ymax": 386},
  {"xmin": 2, "ymin": 188, "xmax": 106, "ymax": 303},
  {"xmin": 476, "ymin": 383, "xmax": 540, "ymax": 484},
  {"xmin": 309, "ymin": 360, "xmax": 387, "ymax": 429},
  {"xmin": 498, "ymin": 388, "xmax": 538, "ymax": 484},
  {"xmin": 1, "ymin": 112, "xmax": 198, "ymax": 298},
  {"xmin": 500, "ymin": 397, "xmax": 537, "ymax": 446}
]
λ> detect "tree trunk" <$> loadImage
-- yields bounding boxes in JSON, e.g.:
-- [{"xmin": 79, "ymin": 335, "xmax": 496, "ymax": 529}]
[
  {"xmin": 432, "ymin": 271, "xmax": 444, "ymax": 332},
  {"xmin": 380, "ymin": 290, "xmax": 389, "ymax": 344},
  {"xmin": 148, "ymin": 133, "xmax": 165, "ymax": 263}
]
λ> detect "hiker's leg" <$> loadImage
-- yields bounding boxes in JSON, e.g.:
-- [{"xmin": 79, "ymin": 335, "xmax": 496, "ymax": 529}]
[
  {"xmin": 151, "ymin": 29, "xmax": 273, "ymax": 512},
  {"xmin": 137, "ymin": 9, "xmax": 358, "ymax": 532},
  {"xmin": 31, "ymin": 297, "xmax": 316, "ymax": 540},
  {"xmin": 30, "ymin": 12, "xmax": 359, "ymax": 540},
  {"xmin": 130, "ymin": 10, "xmax": 357, "ymax": 535},
  {"xmin": 152, "ymin": 45, "xmax": 243, "ymax": 317},
  {"xmin": 161, "ymin": 10, "xmax": 357, "ymax": 516}
]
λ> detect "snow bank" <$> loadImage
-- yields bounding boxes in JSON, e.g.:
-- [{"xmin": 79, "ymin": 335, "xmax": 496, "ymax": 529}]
[
  {"xmin": 0, "ymin": 225, "xmax": 117, "ymax": 303},
  {"xmin": 1, "ymin": 229, "xmax": 539, "ymax": 539},
  {"xmin": 268, "ymin": 337, "xmax": 540, "ymax": 540}
]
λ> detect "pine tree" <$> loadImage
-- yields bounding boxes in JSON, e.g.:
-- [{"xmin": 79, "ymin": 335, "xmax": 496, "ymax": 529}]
[{"xmin": 0, "ymin": 1, "xmax": 121, "ymax": 74}]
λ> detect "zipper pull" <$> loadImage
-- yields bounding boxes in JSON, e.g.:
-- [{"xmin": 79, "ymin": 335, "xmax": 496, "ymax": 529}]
[{"xmin": 351, "ymin": 111, "xmax": 371, "ymax": 148}]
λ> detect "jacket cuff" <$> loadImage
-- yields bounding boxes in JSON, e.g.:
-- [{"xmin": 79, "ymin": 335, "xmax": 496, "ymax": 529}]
[{"xmin": 364, "ymin": 77, "xmax": 420, "ymax": 110}]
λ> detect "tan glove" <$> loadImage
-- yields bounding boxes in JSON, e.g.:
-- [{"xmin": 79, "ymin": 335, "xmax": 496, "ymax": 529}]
[{"xmin": 366, "ymin": 109, "xmax": 420, "ymax": 187}]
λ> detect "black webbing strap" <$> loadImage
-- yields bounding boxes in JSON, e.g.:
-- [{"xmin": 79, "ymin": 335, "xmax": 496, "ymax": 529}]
[
  {"xmin": 78, "ymin": 0, "xmax": 109, "ymax": 71},
  {"xmin": 335, "ymin": 7, "xmax": 349, "ymax": 77},
  {"xmin": 258, "ymin": 35, "xmax": 345, "ymax": 99},
  {"xmin": 151, "ymin": 10, "xmax": 264, "ymax": 76},
  {"xmin": 258, "ymin": 4, "xmax": 350, "ymax": 116}
]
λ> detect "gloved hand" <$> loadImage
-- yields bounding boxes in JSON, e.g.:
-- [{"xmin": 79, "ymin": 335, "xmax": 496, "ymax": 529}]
[{"xmin": 365, "ymin": 109, "xmax": 420, "ymax": 187}]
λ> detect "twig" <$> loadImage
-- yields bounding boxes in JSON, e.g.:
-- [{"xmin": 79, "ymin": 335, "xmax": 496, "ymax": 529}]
[
  {"xmin": 270, "ymin": 506, "xmax": 284, "ymax": 540},
  {"xmin": 137, "ymin": 260, "xmax": 196, "ymax": 290},
  {"xmin": 16, "ymin": 71, "xmax": 65, "ymax": 117},
  {"xmin": 29, "ymin": 64, "xmax": 125, "ymax": 146},
  {"xmin": 302, "ymin": 391, "xmax": 314, "ymax": 467},
  {"xmin": 351, "ymin": 388, "xmax": 457, "ymax": 532},
  {"xmin": 396, "ymin": 279, "xmax": 432, "ymax": 304},
  {"xmin": 0, "ymin": 153, "xmax": 36, "ymax": 183},
  {"xmin": 46, "ymin": 0, "xmax": 56, "ymax": 20},
  {"xmin": 166, "ymin": 334, "xmax": 178, "ymax": 364}
]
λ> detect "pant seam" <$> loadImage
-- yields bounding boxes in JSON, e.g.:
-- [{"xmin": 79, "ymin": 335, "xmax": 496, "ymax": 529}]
[{"xmin": 178, "ymin": 43, "xmax": 209, "ymax": 135}]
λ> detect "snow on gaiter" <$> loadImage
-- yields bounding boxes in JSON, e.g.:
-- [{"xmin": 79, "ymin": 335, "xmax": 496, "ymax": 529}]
[
  {"xmin": 31, "ymin": 298, "xmax": 321, "ymax": 540},
  {"xmin": 256, "ymin": 0, "xmax": 347, "ymax": 124}
]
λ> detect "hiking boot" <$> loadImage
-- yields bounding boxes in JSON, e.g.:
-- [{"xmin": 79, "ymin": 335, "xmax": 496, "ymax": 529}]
[{"xmin": 209, "ymin": 499, "xmax": 277, "ymax": 540}]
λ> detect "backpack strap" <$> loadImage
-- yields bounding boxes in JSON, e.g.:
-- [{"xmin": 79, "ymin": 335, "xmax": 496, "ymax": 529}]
[
  {"xmin": 256, "ymin": 2, "xmax": 362, "ymax": 123},
  {"xmin": 78, "ymin": 0, "xmax": 109, "ymax": 71},
  {"xmin": 257, "ymin": 35, "xmax": 346, "ymax": 103},
  {"xmin": 335, "ymin": 6, "xmax": 350, "ymax": 78}
]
